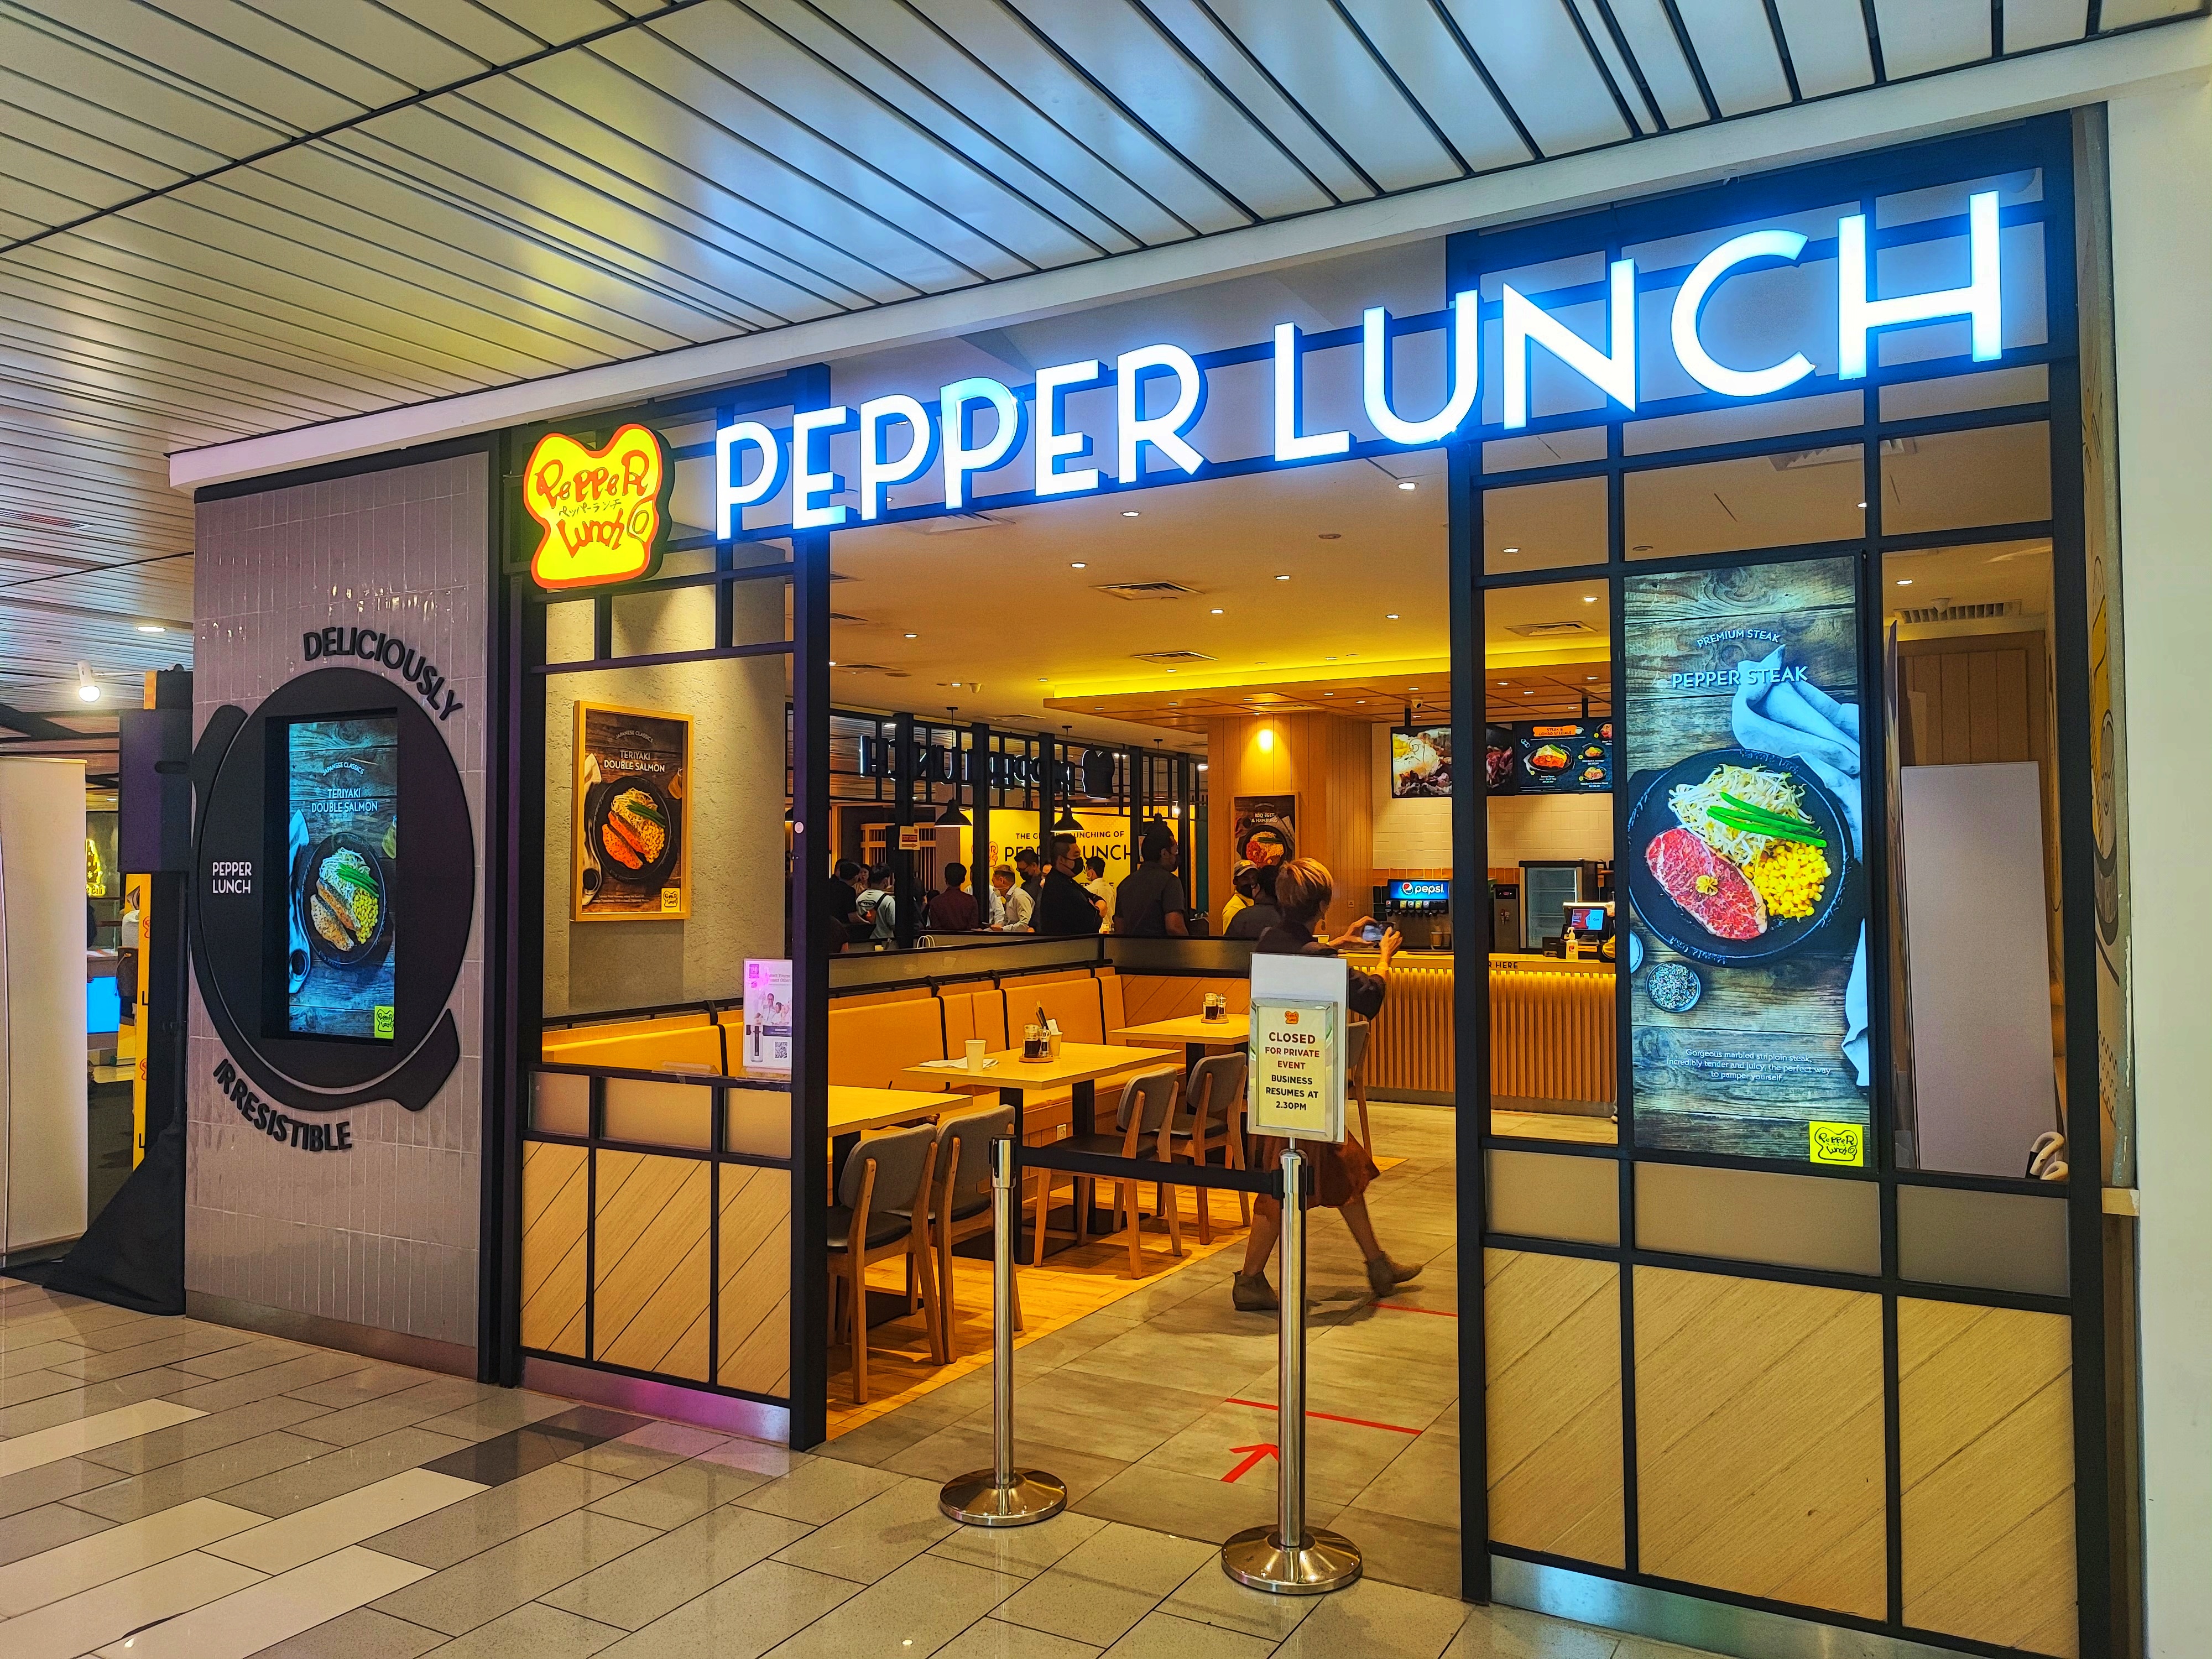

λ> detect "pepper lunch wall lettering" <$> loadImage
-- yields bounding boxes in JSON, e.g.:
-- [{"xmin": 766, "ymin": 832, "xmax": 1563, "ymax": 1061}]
[
  {"xmin": 718, "ymin": 194, "xmax": 2008, "ymax": 536},
  {"xmin": 300, "ymin": 628, "xmax": 465, "ymax": 721}
]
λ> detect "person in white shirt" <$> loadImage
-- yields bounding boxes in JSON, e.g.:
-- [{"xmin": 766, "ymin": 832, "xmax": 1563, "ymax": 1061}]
[
  {"xmin": 988, "ymin": 864, "xmax": 1034, "ymax": 932},
  {"xmin": 1083, "ymin": 855, "xmax": 1117, "ymax": 918}
]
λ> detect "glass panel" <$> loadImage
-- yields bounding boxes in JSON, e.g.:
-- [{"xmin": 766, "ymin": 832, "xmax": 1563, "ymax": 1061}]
[
  {"xmin": 1486, "ymin": 1149, "xmax": 1618, "ymax": 1244},
  {"xmin": 1626, "ymin": 448, "xmax": 1865, "ymax": 558},
  {"xmin": 603, "ymin": 1077, "xmax": 711, "ymax": 1149},
  {"xmin": 1897, "ymin": 1186, "xmax": 2067, "ymax": 1296},
  {"xmin": 1623, "ymin": 556, "xmax": 1869, "ymax": 1161},
  {"xmin": 728, "ymin": 1088, "xmax": 793, "ymax": 1160},
  {"xmin": 531, "ymin": 1071, "xmax": 589, "ymax": 1136},
  {"xmin": 1879, "ymin": 364, "xmax": 2047, "ymax": 421},
  {"xmin": 1624, "ymin": 390, "xmax": 1861, "ymax": 456},
  {"xmin": 1884, "ymin": 541, "xmax": 2063, "ymax": 1175},
  {"xmin": 1882, "ymin": 422, "xmax": 2051, "ymax": 535},
  {"xmin": 1635, "ymin": 1162, "xmax": 1880, "ymax": 1275},
  {"xmin": 1484, "ymin": 476, "xmax": 1606, "ymax": 573},
  {"xmin": 1482, "ymin": 427, "xmax": 1606, "ymax": 473}
]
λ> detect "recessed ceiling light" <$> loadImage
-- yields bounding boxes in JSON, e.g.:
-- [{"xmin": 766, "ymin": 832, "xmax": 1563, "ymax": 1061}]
[
  {"xmin": 1587, "ymin": 675, "xmax": 1597, "ymax": 681},
  {"xmin": 1896, "ymin": 578, "xmax": 1912, "ymax": 586},
  {"xmin": 829, "ymin": 660, "xmax": 838, "ymax": 666},
  {"xmin": 1210, "ymin": 608, "xmax": 1223, "ymax": 614},
  {"xmin": 1385, "ymin": 613, "xmax": 1399, "ymax": 620},
  {"xmin": 1122, "ymin": 510, "xmax": 1140, "ymax": 518},
  {"xmin": 1071, "ymin": 561, "xmax": 1087, "ymax": 568},
  {"xmin": 1583, "ymin": 596, "xmax": 1598, "ymax": 603},
  {"xmin": 1396, "ymin": 480, "xmax": 1417, "ymax": 491},
  {"xmin": 1858, "ymin": 501, "xmax": 1868, "ymax": 508},
  {"xmin": 1408, "ymin": 686, "xmax": 1420, "ymax": 691},
  {"xmin": 1275, "ymin": 574, "xmax": 1290, "ymax": 581},
  {"xmin": 1502, "ymin": 546, "xmax": 1519, "ymax": 555},
  {"xmin": 1318, "ymin": 533, "xmax": 1341, "ymax": 540},
  {"xmin": 1523, "ymin": 689, "xmax": 1534, "ymax": 695},
  {"xmin": 1324, "ymin": 691, "xmax": 1334, "ymax": 696},
  {"xmin": 1037, "ymin": 676, "xmax": 1048, "ymax": 682},
  {"xmin": 1166, "ymin": 669, "xmax": 1177, "ymax": 674},
  {"xmin": 1631, "ymin": 544, "xmax": 1653, "ymax": 552},
  {"xmin": 1496, "ymin": 681, "xmax": 1508, "ymax": 687},
  {"xmin": 904, "ymin": 632, "xmax": 918, "ymax": 639},
  {"xmin": 135, "ymin": 623, "xmax": 165, "ymax": 634}
]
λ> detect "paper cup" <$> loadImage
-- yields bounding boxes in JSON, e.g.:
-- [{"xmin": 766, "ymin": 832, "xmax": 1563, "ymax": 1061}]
[{"xmin": 965, "ymin": 1039, "xmax": 987, "ymax": 1072}]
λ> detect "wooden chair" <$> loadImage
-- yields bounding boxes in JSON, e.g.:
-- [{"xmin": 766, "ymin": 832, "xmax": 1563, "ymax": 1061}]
[
  {"xmin": 1166, "ymin": 1052, "xmax": 1249, "ymax": 1244},
  {"xmin": 932, "ymin": 1103, "xmax": 1022, "ymax": 1355},
  {"xmin": 827, "ymin": 1121, "xmax": 942, "ymax": 1404},
  {"xmin": 1061, "ymin": 1067, "xmax": 1183, "ymax": 1277},
  {"xmin": 1347, "ymin": 1018, "xmax": 1372, "ymax": 1152}
]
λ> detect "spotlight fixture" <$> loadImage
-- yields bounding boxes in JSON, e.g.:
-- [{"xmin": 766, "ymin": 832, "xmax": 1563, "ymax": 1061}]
[
  {"xmin": 1122, "ymin": 510, "xmax": 1141, "ymax": 518},
  {"xmin": 1396, "ymin": 480, "xmax": 1417, "ymax": 491},
  {"xmin": 134, "ymin": 623, "xmax": 165, "ymax": 634},
  {"xmin": 1275, "ymin": 574, "xmax": 1290, "ymax": 581},
  {"xmin": 1583, "ymin": 596, "xmax": 1598, "ymax": 603},
  {"xmin": 904, "ymin": 632, "xmax": 918, "ymax": 639},
  {"xmin": 1385, "ymin": 613, "xmax": 1400, "ymax": 620},
  {"xmin": 1071, "ymin": 561, "xmax": 1087, "ymax": 568},
  {"xmin": 1210, "ymin": 608, "xmax": 1224, "ymax": 615},
  {"xmin": 1502, "ymin": 546, "xmax": 1519, "ymax": 555},
  {"xmin": 1897, "ymin": 578, "xmax": 1913, "ymax": 586},
  {"xmin": 76, "ymin": 662, "xmax": 99, "ymax": 702}
]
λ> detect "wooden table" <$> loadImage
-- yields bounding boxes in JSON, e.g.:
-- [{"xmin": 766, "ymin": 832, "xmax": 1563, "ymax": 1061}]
[
  {"xmin": 900, "ymin": 1042, "xmax": 1164, "ymax": 1140},
  {"xmin": 826, "ymin": 1085, "xmax": 997, "ymax": 1137},
  {"xmin": 1112, "ymin": 1013, "xmax": 1249, "ymax": 1076}
]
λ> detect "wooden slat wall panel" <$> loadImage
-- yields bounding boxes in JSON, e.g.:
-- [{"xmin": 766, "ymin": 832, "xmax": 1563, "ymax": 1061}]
[
  {"xmin": 1489, "ymin": 964, "xmax": 1614, "ymax": 1104},
  {"xmin": 719, "ymin": 1164, "xmax": 792, "ymax": 1397},
  {"xmin": 1117, "ymin": 974, "xmax": 1249, "ymax": 1026},
  {"xmin": 592, "ymin": 1150, "xmax": 712, "ymax": 1383},
  {"xmin": 1635, "ymin": 1267, "xmax": 1887, "ymax": 1619},
  {"xmin": 1484, "ymin": 1248, "xmax": 1624, "ymax": 1565},
  {"xmin": 520, "ymin": 1141, "xmax": 587, "ymax": 1358},
  {"xmin": 1900, "ymin": 1300, "xmax": 2077, "ymax": 1656}
]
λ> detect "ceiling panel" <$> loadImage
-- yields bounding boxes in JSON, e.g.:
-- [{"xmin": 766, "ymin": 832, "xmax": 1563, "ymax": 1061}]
[{"xmin": 0, "ymin": 0, "xmax": 2190, "ymax": 720}]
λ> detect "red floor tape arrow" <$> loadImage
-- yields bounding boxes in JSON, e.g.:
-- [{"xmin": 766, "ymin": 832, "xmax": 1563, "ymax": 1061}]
[{"xmin": 1223, "ymin": 1443, "xmax": 1280, "ymax": 1483}]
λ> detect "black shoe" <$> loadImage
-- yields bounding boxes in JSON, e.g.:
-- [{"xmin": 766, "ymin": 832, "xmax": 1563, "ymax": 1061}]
[
  {"xmin": 1365, "ymin": 1255, "xmax": 1422, "ymax": 1299},
  {"xmin": 1232, "ymin": 1271, "xmax": 1279, "ymax": 1312}
]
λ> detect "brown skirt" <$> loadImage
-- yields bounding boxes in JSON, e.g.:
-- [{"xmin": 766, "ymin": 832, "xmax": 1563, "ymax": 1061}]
[{"xmin": 1249, "ymin": 1132, "xmax": 1378, "ymax": 1214}]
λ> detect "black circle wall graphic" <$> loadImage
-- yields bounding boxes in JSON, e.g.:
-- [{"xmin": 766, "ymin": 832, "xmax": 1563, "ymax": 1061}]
[{"xmin": 191, "ymin": 666, "xmax": 474, "ymax": 1114}]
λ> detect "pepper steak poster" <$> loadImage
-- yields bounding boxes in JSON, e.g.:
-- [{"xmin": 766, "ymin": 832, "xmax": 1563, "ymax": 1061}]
[
  {"xmin": 573, "ymin": 701, "xmax": 691, "ymax": 921},
  {"xmin": 1230, "ymin": 795, "xmax": 1296, "ymax": 867},
  {"xmin": 1621, "ymin": 557, "xmax": 1869, "ymax": 1163}
]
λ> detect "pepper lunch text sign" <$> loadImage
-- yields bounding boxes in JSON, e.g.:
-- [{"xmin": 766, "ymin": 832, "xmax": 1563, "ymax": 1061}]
[
  {"xmin": 525, "ymin": 423, "xmax": 672, "ymax": 590},
  {"xmin": 1248, "ymin": 954, "xmax": 1348, "ymax": 1144}
]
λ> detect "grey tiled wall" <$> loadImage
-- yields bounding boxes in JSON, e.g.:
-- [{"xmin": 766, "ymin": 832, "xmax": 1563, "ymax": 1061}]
[{"xmin": 189, "ymin": 453, "xmax": 488, "ymax": 1351}]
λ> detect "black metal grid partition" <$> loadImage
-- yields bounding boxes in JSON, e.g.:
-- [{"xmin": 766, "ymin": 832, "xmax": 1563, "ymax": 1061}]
[{"xmin": 1452, "ymin": 115, "xmax": 2112, "ymax": 1658}]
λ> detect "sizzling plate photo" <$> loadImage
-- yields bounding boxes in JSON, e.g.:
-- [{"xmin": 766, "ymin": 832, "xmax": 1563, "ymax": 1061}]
[
  {"xmin": 293, "ymin": 834, "xmax": 391, "ymax": 969},
  {"xmin": 581, "ymin": 776, "xmax": 680, "ymax": 896},
  {"xmin": 1626, "ymin": 746, "xmax": 1852, "ymax": 966}
]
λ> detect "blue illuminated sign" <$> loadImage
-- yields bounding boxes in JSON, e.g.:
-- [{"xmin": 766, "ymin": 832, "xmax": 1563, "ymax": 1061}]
[{"xmin": 717, "ymin": 194, "xmax": 2006, "ymax": 540}]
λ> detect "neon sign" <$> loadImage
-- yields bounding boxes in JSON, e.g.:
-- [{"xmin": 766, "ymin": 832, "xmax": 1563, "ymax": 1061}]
[
  {"xmin": 718, "ymin": 193, "xmax": 2006, "ymax": 538},
  {"xmin": 524, "ymin": 424, "xmax": 672, "ymax": 590}
]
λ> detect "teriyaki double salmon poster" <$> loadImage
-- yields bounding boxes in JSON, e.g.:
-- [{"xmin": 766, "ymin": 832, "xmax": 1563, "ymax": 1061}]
[
  {"xmin": 1621, "ymin": 557, "xmax": 1870, "ymax": 1164},
  {"xmin": 573, "ymin": 700, "xmax": 692, "ymax": 922}
]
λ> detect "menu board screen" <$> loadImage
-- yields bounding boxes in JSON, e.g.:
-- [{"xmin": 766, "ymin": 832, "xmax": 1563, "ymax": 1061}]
[
  {"xmin": 1516, "ymin": 721, "xmax": 1611, "ymax": 792},
  {"xmin": 1622, "ymin": 557, "xmax": 1868, "ymax": 1163},
  {"xmin": 283, "ymin": 715, "xmax": 398, "ymax": 1041},
  {"xmin": 1390, "ymin": 726, "xmax": 1452, "ymax": 798}
]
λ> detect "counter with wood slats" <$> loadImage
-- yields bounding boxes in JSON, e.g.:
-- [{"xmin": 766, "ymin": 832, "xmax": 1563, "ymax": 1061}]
[{"xmin": 1341, "ymin": 952, "xmax": 1615, "ymax": 1111}]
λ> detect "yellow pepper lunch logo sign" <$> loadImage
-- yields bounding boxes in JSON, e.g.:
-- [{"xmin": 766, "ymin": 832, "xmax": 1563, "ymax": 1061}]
[{"xmin": 524, "ymin": 424, "xmax": 672, "ymax": 590}]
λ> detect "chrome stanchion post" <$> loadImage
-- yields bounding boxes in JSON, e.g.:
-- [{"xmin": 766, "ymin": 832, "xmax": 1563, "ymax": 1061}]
[
  {"xmin": 940, "ymin": 1135, "xmax": 1066, "ymax": 1526},
  {"xmin": 1220, "ymin": 1142, "xmax": 1361, "ymax": 1593}
]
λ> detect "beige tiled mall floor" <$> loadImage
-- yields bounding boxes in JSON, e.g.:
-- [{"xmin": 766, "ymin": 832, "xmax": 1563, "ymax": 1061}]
[{"xmin": 0, "ymin": 1105, "xmax": 1719, "ymax": 1658}]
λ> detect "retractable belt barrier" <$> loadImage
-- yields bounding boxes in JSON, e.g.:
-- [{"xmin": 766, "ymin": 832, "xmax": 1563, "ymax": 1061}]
[{"xmin": 939, "ymin": 1136, "xmax": 1360, "ymax": 1595}]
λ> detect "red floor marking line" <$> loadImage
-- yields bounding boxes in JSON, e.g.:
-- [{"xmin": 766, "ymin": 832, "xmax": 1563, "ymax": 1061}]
[
  {"xmin": 1222, "ymin": 1397, "xmax": 1423, "ymax": 1436},
  {"xmin": 1373, "ymin": 1301, "xmax": 1457, "ymax": 1317}
]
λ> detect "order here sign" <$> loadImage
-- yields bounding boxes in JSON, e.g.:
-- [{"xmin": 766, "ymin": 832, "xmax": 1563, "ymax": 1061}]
[{"xmin": 1248, "ymin": 953, "xmax": 1348, "ymax": 1145}]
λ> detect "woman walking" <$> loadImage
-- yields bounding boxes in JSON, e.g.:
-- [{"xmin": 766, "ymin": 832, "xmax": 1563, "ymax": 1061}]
[{"xmin": 1233, "ymin": 857, "xmax": 1423, "ymax": 1312}]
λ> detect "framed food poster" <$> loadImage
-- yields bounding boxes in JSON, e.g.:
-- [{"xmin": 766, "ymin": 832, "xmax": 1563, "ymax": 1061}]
[
  {"xmin": 1229, "ymin": 795, "xmax": 1296, "ymax": 868},
  {"xmin": 573, "ymin": 701, "xmax": 691, "ymax": 921},
  {"xmin": 1622, "ymin": 557, "xmax": 1869, "ymax": 1163}
]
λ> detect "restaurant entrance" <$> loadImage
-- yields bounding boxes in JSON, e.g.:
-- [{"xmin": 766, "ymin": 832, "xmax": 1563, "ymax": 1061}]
[{"xmin": 490, "ymin": 110, "xmax": 2124, "ymax": 1659}]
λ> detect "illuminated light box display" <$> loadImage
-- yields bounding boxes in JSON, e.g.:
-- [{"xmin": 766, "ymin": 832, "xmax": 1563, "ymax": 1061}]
[
  {"xmin": 711, "ymin": 194, "xmax": 2011, "ymax": 538},
  {"xmin": 573, "ymin": 701, "xmax": 691, "ymax": 921},
  {"xmin": 524, "ymin": 423, "xmax": 672, "ymax": 589},
  {"xmin": 1621, "ymin": 557, "xmax": 1868, "ymax": 1165},
  {"xmin": 284, "ymin": 715, "xmax": 397, "ymax": 1041}
]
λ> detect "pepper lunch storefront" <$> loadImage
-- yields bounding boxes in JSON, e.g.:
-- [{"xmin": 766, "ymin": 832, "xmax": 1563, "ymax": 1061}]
[{"xmin": 182, "ymin": 113, "xmax": 2156, "ymax": 1659}]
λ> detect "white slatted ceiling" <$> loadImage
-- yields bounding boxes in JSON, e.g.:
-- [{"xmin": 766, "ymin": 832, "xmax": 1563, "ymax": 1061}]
[{"xmin": 0, "ymin": 0, "xmax": 2193, "ymax": 718}]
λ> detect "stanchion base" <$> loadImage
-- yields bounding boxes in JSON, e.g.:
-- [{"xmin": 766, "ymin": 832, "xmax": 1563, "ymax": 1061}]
[
  {"xmin": 940, "ymin": 1469, "xmax": 1068, "ymax": 1527},
  {"xmin": 1219, "ymin": 1525, "xmax": 1363, "ymax": 1595}
]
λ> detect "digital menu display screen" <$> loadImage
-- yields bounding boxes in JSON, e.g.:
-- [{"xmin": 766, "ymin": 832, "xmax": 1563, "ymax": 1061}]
[
  {"xmin": 1516, "ymin": 722, "xmax": 1612, "ymax": 792},
  {"xmin": 1390, "ymin": 726, "xmax": 1452, "ymax": 798},
  {"xmin": 283, "ymin": 715, "xmax": 397, "ymax": 1041}
]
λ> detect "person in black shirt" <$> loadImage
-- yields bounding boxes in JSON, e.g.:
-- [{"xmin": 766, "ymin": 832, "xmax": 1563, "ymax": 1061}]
[
  {"xmin": 1014, "ymin": 847, "xmax": 1044, "ymax": 912},
  {"xmin": 1032, "ymin": 833, "xmax": 1102, "ymax": 935},
  {"xmin": 820, "ymin": 859, "xmax": 865, "ymax": 955},
  {"xmin": 1231, "ymin": 857, "xmax": 1422, "ymax": 1314},
  {"xmin": 1220, "ymin": 861, "xmax": 1281, "ymax": 940},
  {"xmin": 1112, "ymin": 822, "xmax": 1188, "ymax": 937}
]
